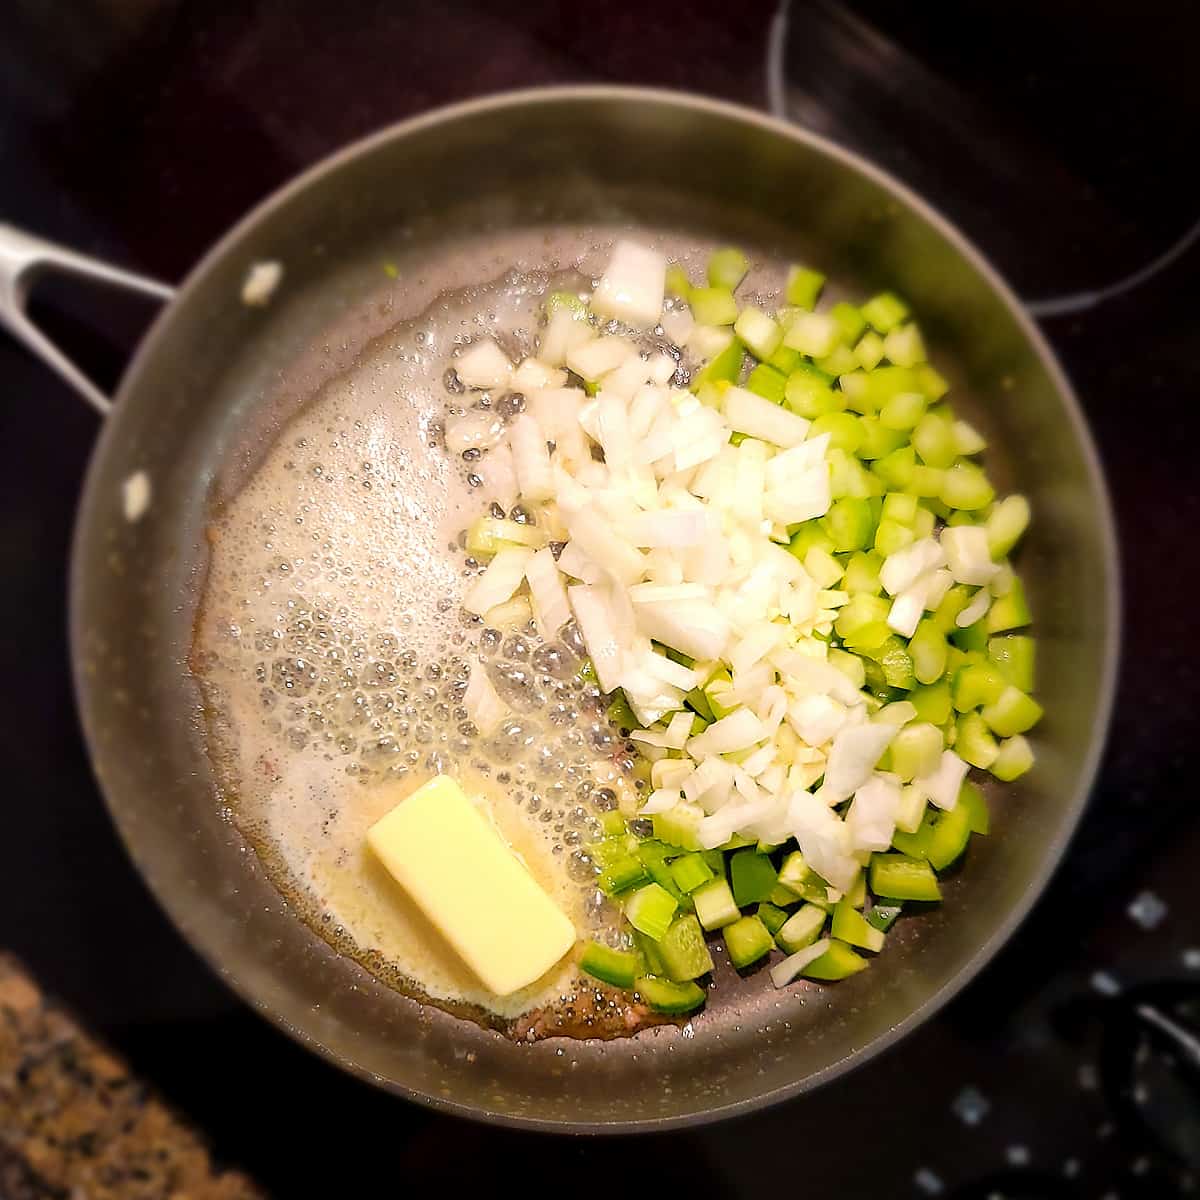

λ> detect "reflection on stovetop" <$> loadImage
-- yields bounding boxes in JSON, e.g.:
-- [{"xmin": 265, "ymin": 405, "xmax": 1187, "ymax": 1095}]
[{"xmin": 1, "ymin": 0, "xmax": 1198, "ymax": 1196}]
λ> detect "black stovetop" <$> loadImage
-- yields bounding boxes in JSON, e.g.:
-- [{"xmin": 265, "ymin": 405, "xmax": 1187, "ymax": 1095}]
[{"xmin": 2, "ymin": 2, "xmax": 1197, "ymax": 1195}]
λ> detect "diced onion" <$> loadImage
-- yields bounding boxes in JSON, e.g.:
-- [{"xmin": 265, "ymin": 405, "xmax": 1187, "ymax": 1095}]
[
  {"xmin": 463, "ymin": 547, "xmax": 532, "ymax": 616},
  {"xmin": 511, "ymin": 358, "xmax": 567, "ymax": 390},
  {"xmin": 687, "ymin": 707, "xmax": 766, "ymax": 757},
  {"xmin": 723, "ymin": 387, "xmax": 810, "ymax": 448},
  {"xmin": 567, "ymin": 583, "xmax": 627, "ymax": 694},
  {"xmin": 633, "ymin": 597, "xmax": 732, "ymax": 663},
  {"xmin": 887, "ymin": 587, "xmax": 927, "ymax": 638},
  {"xmin": 456, "ymin": 339, "xmax": 513, "ymax": 389},
  {"xmin": 765, "ymin": 466, "xmax": 832, "ymax": 526},
  {"xmin": 556, "ymin": 541, "xmax": 602, "ymax": 584},
  {"xmin": 464, "ymin": 664, "xmax": 508, "ymax": 735},
  {"xmin": 526, "ymin": 547, "xmax": 571, "ymax": 638},
  {"xmin": 914, "ymin": 750, "xmax": 969, "ymax": 811},
  {"xmin": 540, "ymin": 308, "xmax": 591, "ymax": 367},
  {"xmin": 956, "ymin": 587, "xmax": 992, "ymax": 628},
  {"xmin": 661, "ymin": 308, "xmax": 694, "ymax": 348},
  {"xmin": 653, "ymin": 758, "xmax": 695, "ymax": 791},
  {"xmin": 444, "ymin": 410, "xmax": 505, "ymax": 454},
  {"xmin": 663, "ymin": 709, "xmax": 695, "ymax": 749},
  {"xmin": 591, "ymin": 240, "xmax": 667, "ymax": 327},
  {"xmin": 475, "ymin": 440, "xmax": 518, "ymax": 511},
  {"xmin": 846, "ymin": 774, "xmax": 902, "ymax": 852},
  {"xmin": 820, "ymin": 722, "xmax": 897, "ymax": 803},
  {"xmin": 941, "ymin": 525, "xmax": 999, "ymax": 585},
  {"xmin": 508, "ymin": 413, "xmax": 554, "ymax": 503},
  {"xmin": 770, "ymin": 939, "xmax": 831, "ymax": 988},
  {"xmin": 786, "ymin": 693, "xmax": 847, "ymax": 746},
  {"xmin": 566, "ymin": 336, "xmax": 637, "ymax": 382},
  {"xmin": 880, "ymin": 538, "xmax": 945, "ymax": 597},
  {"xmin": 640, "ymin": 788, "xmax": 683, "ymax": 815},
  {"xmin": 564, "ymin": 504, "xmax": 645, "ymax": 586}
]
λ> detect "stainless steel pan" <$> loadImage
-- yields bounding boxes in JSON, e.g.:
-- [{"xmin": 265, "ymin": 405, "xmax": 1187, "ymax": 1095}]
[{"xmin": 0, "ymin": 87, "xmax": 1118, "ymax": 1131}]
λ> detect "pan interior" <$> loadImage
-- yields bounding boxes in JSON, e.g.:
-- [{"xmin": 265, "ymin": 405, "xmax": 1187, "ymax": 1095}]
[
  {"xmin": 71, "ymin": 91, "xmax": 1115, "ymax": 1129},
  {"xmin": 191, "ymin": 227, "xmax": 746, "ymax": 1039}
]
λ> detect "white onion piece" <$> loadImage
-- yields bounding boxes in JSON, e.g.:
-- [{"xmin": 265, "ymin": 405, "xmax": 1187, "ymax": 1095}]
[
  {"xmin": 661, "ymin": 308, "xmax": 694, "ymax": 348},
  {"xmin": 567, "ymin": 584, "xmax": 626, "ymax": 694},
  {"xmin": 641, "ymin": 650, "xmax": 702, "ymax": 692},
  {"xmin": 622, "ymin": 684, "xmax": 684, "ymax": 729},
  {"xmin": 846, "ymin": 774, "xmax": 902, "ymax": 852},
  {"xmin": 765, "ymin": 466, "xmax": 832, "ymax": 526},
  {"xmin": 820, "ymin": 722, "xmax": 898, "ymax": 803},
  {"xmin": 555, "ymin": 542, "xmax": 602, "ymax": 584},
  {"xmin": 526, "ymin": 547, "xmax": 571, "ymax": 638},
  {"xmin": 684, "ymin": 525, "xmax": 731, "ymax": 587},
  {"xmin": 566, "ymin": 336, "xmax": 636, "ymax": 381},
  {"xmin": 526, "ymin": 387, "xmax": 585, "ymax": 440},
  {"xmin": 673, "ymin": 427, "xmax": 728, "ymax": 473},
  {"xmin": 508, "ymin": 413, "xmax": 554, "ymax": 502},
  {"xmin": 772, "ymin": 648, "xmax": 862, "ymax": 706},
  {"xmin": 887, "ymin": 587, "xmax": 927, "ymax": 638},
  {"xmin": 642, "ymin": 548, "xmax": 686, "ymax": 586},
  {"xmin": 956, "ymin": 587, "xmax": 992, "ymax": 628},
  {"xmin": 463, "ymin": 664, "xmax": 508, "ymax": 735},
  {"xmin": 922, "ymin": 567, "xmax": 955, "ymax": 611},
  {"xmin": 596, "ymin": 391, "xmax": 634, "ymax": 468},
  {"xmin": 723, "ymin": 387, "xmax": 810, "ymax": 448},
  {"xmin": 623, "ymin": 510, "xmax": 707, "ymax": 549},
  {"xmin": 456, "ymin": 339, "xmax": 512, "ymax": 389},
  {"xmin": 732, "ymin": 438, "xmax": 767, "ymax": 527},
  {"xmin": 699, "ymin": 793, "xmax": 777, "ymax": 850},
  {"xmin": 474, "ymin": 440, "xmax": 518, "ymax": 512},
  {"xmin": 602, "ymin": 354, "xmax": 653, "ymax": 399},
  {"xmin": 540, "ymin": 308, "xmax": 591, "ymax": 367},
  {"xmin": 728, "ymin": 661, "xmax": 774, "ymax": 707},
  {"xmin": 738, "ymin": 741, "xmax": 777, "ymax": 778},
  {"xmin": 640, "ymin": 788, "xmax": 683, "ymax": 815},
  {"xmin": 941, "ymin": 524, "xmax": 999, "ymax": 585},
  {"xmin": 729, "ymin": 622, "xmax": 787, "ymax": 675},
  {"xmin": 764, "ymin": 435, "xmax": 831, "ymax": 488},
  {"xmin": 759, "ymin": 762, "xmax": 787, "ymax": 794},
  {"xmin": 787, "ymin": 792, "xmax": 858, "ymax": 891},
  {"xmin": 443, "ymin": 410, "xmax": 506, "ymax": 454},
  {"xmin": 463, "ymin": 547, "xmax": 533, "ymax": 616},
  {"xmin": 629, "ymin": 582, "xmax": 708, "ymax": 603},
  {"xmin": 630, "ymin": 727, "xmax": 672, "ymax": 749},
  {"xmin": 879, "ymin": 538, "xmax": 945, "ymax": 597},
  {"xmin": 591, "ymin": 240, "xmax": 666, "ymax": 327},
  {"xmin": 663, "ymin": 709, "xmax": 696, "ymax": 749},
  {"xmin": 648, "ymin": 353, "xmax": 677, "ymax": 385},
  {"xmin": 683, "ymin": 755, "xmax": 735, "ymax": 809},
  {"xmin": 770, "ymin": 939, "xmax": 831, "ymax": 988},
  {"xmin": 628, "ymin": 384, "xmax": 667, "ymax": 441},
  {"xmin": 688, "ymin": 324, "xmax": 734, "ymax": 360},
  {"xmin": 687, "ymin": 707, "xmax": 766, "ymax": 757},
  {"xmin": 564, "ymin": 504, "xmax": 644, "ymax": 586},
  {"xmin": 633, "ymin": 597, "xmax": 731, "ymax": 663},
  {"xmin": 786, "ymin": 693, "xmax": 848, "ymax": 747},
  {"xmin": 915, "ymin": 750, "xmax": 969, "ymax": 811},
  {"xmin": 511, "ymin": 358, "xmax": 567, "ymax": 390},
  {"xmin": 483, "ymin": 595, "xmax": 532, "ymax": 629},
  {"xmin": 733, "ymin": 767, "xmax": 764, "ymax": 804},
  {"xmin": 652, "ymin": 758, "xmax": 695, "ymax": 791}
]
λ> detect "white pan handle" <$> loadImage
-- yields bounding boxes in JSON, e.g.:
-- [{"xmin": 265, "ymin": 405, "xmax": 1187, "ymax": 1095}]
[{"xmin": 0, "ymin": 223, "xmax": 175, "ymax": 417}]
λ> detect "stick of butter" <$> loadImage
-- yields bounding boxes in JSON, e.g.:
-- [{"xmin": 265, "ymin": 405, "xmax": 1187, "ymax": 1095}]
[{"xmin": 367, "ymin": 775, "xmax": 576, "ymax": 996}]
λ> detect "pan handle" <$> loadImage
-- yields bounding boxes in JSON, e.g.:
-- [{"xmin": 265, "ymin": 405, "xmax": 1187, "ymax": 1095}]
[{"xmin": 0, "ymin": 223, "xmax": 175, "ymax": 418}]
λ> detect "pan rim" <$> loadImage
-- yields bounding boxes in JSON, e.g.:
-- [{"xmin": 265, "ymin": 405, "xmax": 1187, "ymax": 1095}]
[{"xmin": 69, "ymin": 83, "xmax": 1121, "ymax": 1134}]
